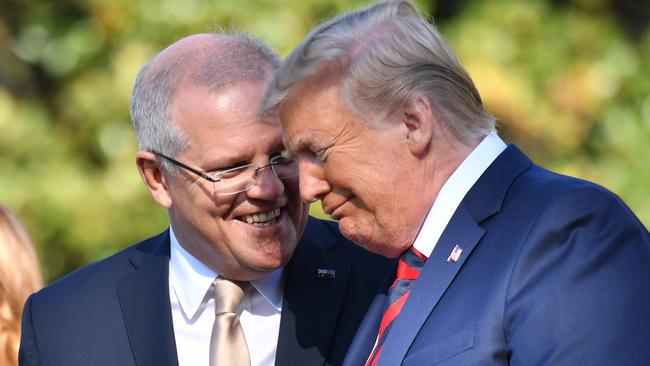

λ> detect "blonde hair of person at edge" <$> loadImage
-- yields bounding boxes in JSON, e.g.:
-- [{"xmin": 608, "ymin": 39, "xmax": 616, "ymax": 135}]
[{"xmin": 0, "ymin": 204, "xmax": 43, "ymax": 366}]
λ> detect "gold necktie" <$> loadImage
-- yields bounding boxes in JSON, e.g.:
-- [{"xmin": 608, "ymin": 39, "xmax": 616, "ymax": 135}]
[{"xmin": 209, "ymin": 278, "xmax": 251, "ymax": 366}]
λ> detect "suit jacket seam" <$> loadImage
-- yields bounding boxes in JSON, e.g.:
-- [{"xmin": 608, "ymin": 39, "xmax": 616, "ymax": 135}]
[{"xmin": 500, "ymin": 168, "xmax": 555, "ymax": 347}]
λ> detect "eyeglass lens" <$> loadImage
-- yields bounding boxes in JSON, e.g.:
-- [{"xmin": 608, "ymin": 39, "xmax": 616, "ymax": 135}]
[{"xmin": 212, "ymin": 159, "xmax": 298, "ymax": 196}]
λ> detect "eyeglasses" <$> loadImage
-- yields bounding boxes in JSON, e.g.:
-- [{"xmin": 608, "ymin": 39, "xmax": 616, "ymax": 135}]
[{"xmin": 153, "ymin": 151, "xmax": 298, "ymax": 196}]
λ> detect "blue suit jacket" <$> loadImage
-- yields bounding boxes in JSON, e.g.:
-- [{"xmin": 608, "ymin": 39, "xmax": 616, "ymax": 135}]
[
  {"xmin": 344, "ymin": 145, "xmax": 650, "ymax": 366},
  {"xmin": 20, "ymin": 217, "xmax": 393, "ymax": 366}
]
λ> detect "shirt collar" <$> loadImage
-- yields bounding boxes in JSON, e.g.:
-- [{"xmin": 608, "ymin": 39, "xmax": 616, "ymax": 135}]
[
  {"xmin": 412, "ymin": 131, "xmax": 507, "ymax": 258},
  {"xmin": 168, "ymin": 226, "xmax": 284, "ymax": 319}
]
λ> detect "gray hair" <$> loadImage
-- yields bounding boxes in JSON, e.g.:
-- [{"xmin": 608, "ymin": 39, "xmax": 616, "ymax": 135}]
[
  {"xmin": 262, "ymin": 0, "xmax": 495, "ymax": 143},
  {"xmin": 130, "ymin": 33, "xmax": 280, "ymax": 172}
]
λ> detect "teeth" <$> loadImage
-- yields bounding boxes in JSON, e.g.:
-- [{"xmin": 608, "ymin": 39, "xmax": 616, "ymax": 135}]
[{"xmin": 239, "ymin": 208, "xmax": 281, "ymax": 225}]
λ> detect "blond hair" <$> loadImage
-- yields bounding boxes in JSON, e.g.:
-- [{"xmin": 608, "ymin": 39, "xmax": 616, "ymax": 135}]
[{"xmin": 0, "ymin": 205, "xmax": 42, "ymax": 366}]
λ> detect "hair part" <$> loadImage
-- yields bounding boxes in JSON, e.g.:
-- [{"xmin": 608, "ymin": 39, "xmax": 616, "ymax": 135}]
[
  {"xmin": 263, "ymin": 0, "xmax": 495, "ymax": 143},
  {"xmin": 130, "ymin": 32, "xmax": 280, "ymax": 173}
]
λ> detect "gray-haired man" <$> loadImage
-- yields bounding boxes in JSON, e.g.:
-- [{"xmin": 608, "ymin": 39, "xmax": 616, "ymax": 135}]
[
  {"xmin": 20, "ymin": 33, "xmax": 391, "ymax": 366},
  {"xmin": 263, "ymin": 1, "xmax": 650, "ymax": 365}
]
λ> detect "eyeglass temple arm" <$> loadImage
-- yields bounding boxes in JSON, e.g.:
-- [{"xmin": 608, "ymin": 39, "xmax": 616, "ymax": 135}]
[{"xmin": 152, "ymin": 151, "xmax": 220, "ymax": 183}]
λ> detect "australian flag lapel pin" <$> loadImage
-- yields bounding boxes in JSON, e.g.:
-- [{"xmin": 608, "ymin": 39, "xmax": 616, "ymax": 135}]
[
  {"xmin": 447, "ymin": 244, "xmax": 463, "ymax": 263},
  {"xmin": 317, "ymin": 268, "xmax": 336, "ymax": 280}
]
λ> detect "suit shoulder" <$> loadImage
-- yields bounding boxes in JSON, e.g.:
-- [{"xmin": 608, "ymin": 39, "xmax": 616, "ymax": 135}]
[
  {"xmin": 511, "ymin": 164, "xmax": 638, "ymax": 216},
  {"xmin": 31, "ymin": 231, "xmax": 169, "ymax": 307},
  {"xmin": 502, "ymin": 165, "xmax": 649, "ymax": 266}
]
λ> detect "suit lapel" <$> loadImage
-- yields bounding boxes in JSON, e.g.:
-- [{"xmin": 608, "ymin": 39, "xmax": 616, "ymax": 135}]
[
  {"xmin": 117, "ymin": 232, "xmax": 179, "ymax": 366},
  {"xmin": 275, "ymin": 219, "xmax": 351, "ymax": 366},
  {"xmin": 342, "ymin": 275, "xmax": 393, "ymax": 366},
  {"xmin": 376, "ymin": 145, "xmax": 533, "ymax": 366},
  {"xmin": 378, "ymin": 204, "xmax": 484, "ymax": 366}
]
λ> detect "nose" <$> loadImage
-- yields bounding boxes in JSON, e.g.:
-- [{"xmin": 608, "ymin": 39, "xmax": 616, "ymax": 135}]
[
  {"xmin": 298, "ymin": 158, "xmax": 330, "ymax": 203},
  {"xmin": 245, "ymin": 165, "xmax": 284, "ymax": 200}
]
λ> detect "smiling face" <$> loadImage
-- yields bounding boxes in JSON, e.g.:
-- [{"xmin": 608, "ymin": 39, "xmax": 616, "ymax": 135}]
[
  {"xmin": 279, "ymin": 80, "xmax": 435, "ymax": 258},
  {"xmin": 164, "ymin": 78, "xmax": 308, "ymax": 280}
]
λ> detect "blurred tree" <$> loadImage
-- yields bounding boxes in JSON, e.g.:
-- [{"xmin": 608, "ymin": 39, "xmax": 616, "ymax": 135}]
[{"xmin": 0, "ymin": 0, "xmax": 647, "ymax": 282}]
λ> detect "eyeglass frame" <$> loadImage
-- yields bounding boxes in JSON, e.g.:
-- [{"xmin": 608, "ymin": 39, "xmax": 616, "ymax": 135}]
[{"xmin": 151, "ymin": 150, "xmax": 296, "ymax": 186}]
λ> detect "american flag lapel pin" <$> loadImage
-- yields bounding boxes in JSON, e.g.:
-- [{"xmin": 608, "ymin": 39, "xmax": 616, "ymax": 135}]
[
  {"xmin": 317, "ymin": 268, "xmax": 336, "ymax": 280},
  {"xmin": 447, "ymin": 245, "xmax": 463, "ymax": 263}
]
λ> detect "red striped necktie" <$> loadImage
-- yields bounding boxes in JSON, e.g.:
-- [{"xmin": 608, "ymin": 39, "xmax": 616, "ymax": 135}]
[{"xmin": 364, "ymin": 246, "xmax": 427, "ymax": 366}]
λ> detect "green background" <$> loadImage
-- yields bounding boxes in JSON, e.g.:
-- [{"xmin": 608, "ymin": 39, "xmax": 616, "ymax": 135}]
[{"xmin": 1, "ymin": 0, "xmax": 648, "ymax": 282}]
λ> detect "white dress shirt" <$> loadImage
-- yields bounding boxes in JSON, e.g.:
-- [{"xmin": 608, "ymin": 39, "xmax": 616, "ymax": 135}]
[
  {"xmin": 168, "ymin": 227, "xmax": 283, "ymax": 366},
  {"xmin": 413, "ymin": 131, "xmax": 507, "ymax": 258}
]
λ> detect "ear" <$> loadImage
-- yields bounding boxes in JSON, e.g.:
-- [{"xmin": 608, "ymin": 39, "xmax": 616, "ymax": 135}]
[
  {"xmin": 401, "ymin": 95, "xmax": 434, "ymax": 157},
  {"xmin": 135, "ymin": 151, "xmax": 173, "ymax": 208}
]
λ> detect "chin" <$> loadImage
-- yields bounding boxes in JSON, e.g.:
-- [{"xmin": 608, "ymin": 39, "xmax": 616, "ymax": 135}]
[
  {"xmin": 364, "ymin": 242, "xmax": 401, "ymax": 258},
  {"xmin": 252, "ymin": 244, "xmax": 295, "ymax": 269},
  {"xmin": 248, "ymin": 256, "xmax": 288, "ymax": 274},
  {"xmin": 339, "ymin": 222, "xmax": 400, "ymax": 258},
  {"xmin": 338, "ymin": 219, "xmax": 368, "ymax": 244},
  {"xmin": 341, "ymin": 230, "xmax": 382, "ymax": 256}
]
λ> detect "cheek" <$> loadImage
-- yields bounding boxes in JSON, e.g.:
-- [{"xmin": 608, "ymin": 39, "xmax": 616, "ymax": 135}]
[
  {"xmin": 334, "ymin": 158, "xmax": 384, "ymax": 194},
  {"xmin": 283, "ymin": 178, "xmax": 307, "ymax": 220},
  {"xmin": 295, "ymin": 202, "xmax": 309, "ymax": 232},
  {"xmin": 211, "ymin": 193, "xmax": 242, "ymax": 218}
]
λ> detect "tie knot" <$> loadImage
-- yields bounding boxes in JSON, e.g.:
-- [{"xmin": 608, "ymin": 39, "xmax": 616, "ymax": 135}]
[
  {"xmin": 396, "ymin": 247, "xmax": 427, "ymax": 281},
  {"xmin": 212, "ymin": 278, "xmax": 248, "ymax": 315}
]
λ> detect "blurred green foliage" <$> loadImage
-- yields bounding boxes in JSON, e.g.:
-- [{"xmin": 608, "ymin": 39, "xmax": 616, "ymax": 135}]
[{"xmin": 0, "ymin": 0, "xmax": 648, "ymax": 282}]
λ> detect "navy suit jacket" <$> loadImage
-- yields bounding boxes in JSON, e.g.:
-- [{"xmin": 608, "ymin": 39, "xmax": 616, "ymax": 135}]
[
  {"xmin": 20, "ymin": 217, "xmax": 393, "ymax": 366},
  {"xmin": 344, "ymin": 145, "xmax": 650, "ymax": 366}
]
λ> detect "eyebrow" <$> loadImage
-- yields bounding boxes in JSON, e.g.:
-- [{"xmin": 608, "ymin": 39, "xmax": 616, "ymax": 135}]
[
  {"xmin": 205, "ymin": 138, "xmax": 288, "ymax": 170},
  {"xmin": 201, "ymin": 152, "xmax": 251, "ymax": 171},
  {"xmin": 287, "ymin": 131, "xmax": 321, "ymax": 151}
]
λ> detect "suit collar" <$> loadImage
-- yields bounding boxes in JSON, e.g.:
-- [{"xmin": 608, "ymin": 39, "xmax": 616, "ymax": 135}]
[
  {"xmin": 463, "ymin": 144, "xmax": 532, "ymax": 223},
  {"xmin": 275, "ymin": 217, "xmax": 352, "ymax": 366},
  {"xmin": 414, "ymin": 131, "xmax": 506, "ymax": 257},
  {"xmin": 375, "ymin": 145, "xmax": 532, "ymax": 365},
  {"xmin": 342, "ymin": 273, "xmax": 393, "ymax": 366},
  {"xmin": 378, "ymin": 204, "xmax": 485, "ymax": 366},
  {"xmin": 168, "ymin": 227, "xmax": 284, "ymax": 318},
  {"xmin": 117, "ymin": 230, "xmax": 179, "ymax": 366}
]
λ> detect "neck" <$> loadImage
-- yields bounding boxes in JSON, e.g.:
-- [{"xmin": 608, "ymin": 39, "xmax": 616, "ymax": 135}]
[{"xmin": 424, "ymin": 133, "xmax": 478, "ymax": 202}]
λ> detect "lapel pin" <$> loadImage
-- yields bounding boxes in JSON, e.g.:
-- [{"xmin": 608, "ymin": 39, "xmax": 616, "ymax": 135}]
[
  {"xmin": 447, "ymin": 245, "xmax": 463, "ymax": 263},
  {"xmin": 317, "ymin": 268, "xmax": 336, "ymax": 280}
]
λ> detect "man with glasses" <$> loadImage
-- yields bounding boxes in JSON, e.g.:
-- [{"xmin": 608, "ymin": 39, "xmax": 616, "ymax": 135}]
[
  {"xmin": 19, "ymin": 33, "xmax": 391, "ymax": 366},
  {"xmin": 262, "ymin": 1, "xmax": 650, "ymax": 365}
]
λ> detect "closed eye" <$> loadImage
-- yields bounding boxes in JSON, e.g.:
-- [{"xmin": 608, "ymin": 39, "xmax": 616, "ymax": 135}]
[
  {"xmin": 312, "ymin": 146, "xmax": 331, "ymax": 162},
  {"xmin": 293, "ymin": 148, "xmax": 325, "ymax": 163}
]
